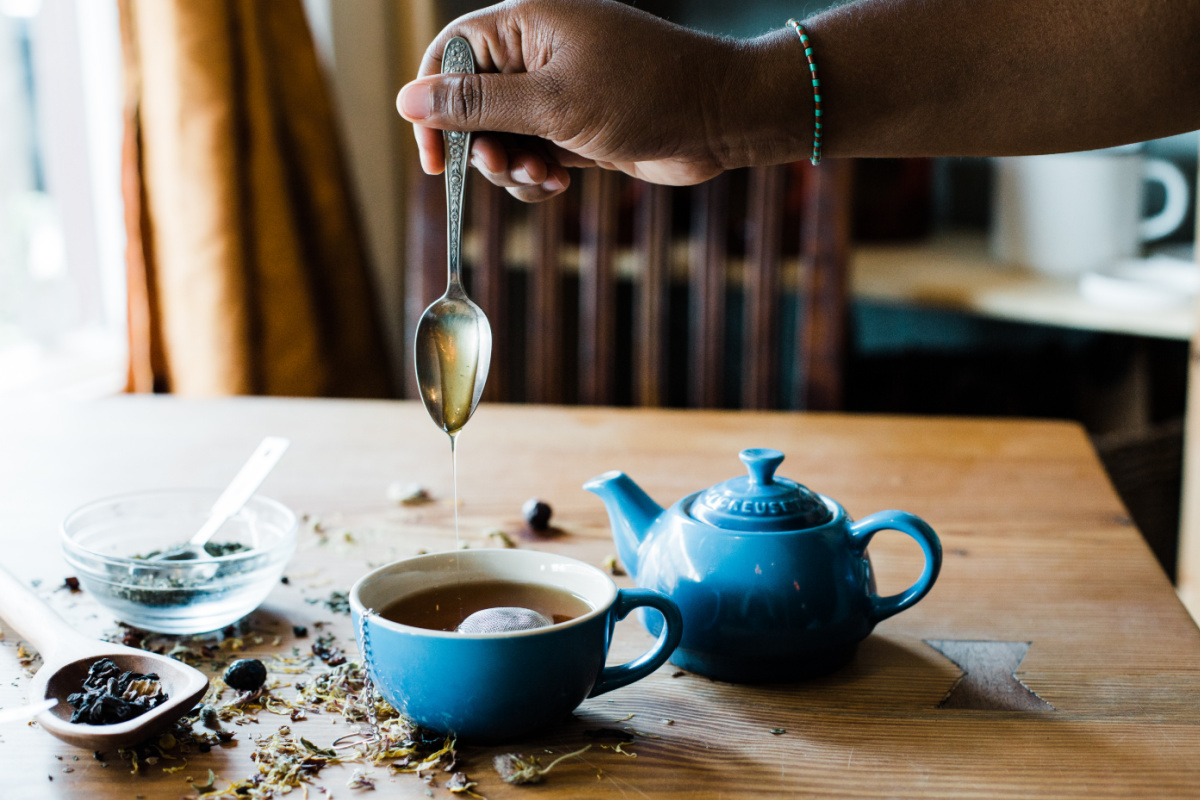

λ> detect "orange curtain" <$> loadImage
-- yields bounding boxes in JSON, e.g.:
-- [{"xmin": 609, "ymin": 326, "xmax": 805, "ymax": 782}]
[{"xmin": 119, "ymin": 0, "xmax": 390, "ymax": 397}]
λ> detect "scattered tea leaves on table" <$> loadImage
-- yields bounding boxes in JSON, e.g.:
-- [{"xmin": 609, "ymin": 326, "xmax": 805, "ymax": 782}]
[
  {"xmin": 301, "ymin": 737, "xmax": 338, "ymax": 758},
  {"xmin": 493, "ymin": 745, "xmax": 591, "ymax": 785},
  {"xmin": 63, "ymin": 576, "xmax": 81, "ymax": 592},
  {"xmin": 312, "ymin": 633, "xmax": 346, "ymax": 666},
  {"xmin": 601, "ymin": 555, "xmax": 626, "ymax": 577},
  {"xmin": 347, "ymin": 768, "xmax": 376, "ymax": 789},
  {"xmin": 770, "ymin": 728, "xmax": 787, "ymax": 735},
  {"xmin": 447, "ymin": 770, "xmax": 483, "ymax": 796},
  {"xmin": 292, "ymin": 625, "xmax": 308, "ymax": 638},
  {"xmin": 388, "ymin": 481, "xmax": 432, "ymax": 506},
  {"xmin": 190, "ymin": 768, "xmax": 217, "ymax": 791},
  {"xmin": 307, "ymin": 590, "xmax": 351, "ymax": 615},
  {"xmin": 484, "ymin": 529, "xmax": 516, "ymax": 548}
]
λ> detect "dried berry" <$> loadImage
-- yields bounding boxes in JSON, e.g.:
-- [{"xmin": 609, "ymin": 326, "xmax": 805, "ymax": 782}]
[
  {"xmin": 63, "ymin": 576, "xmax": 81, "ymax": 592},
  {"xmin": 311, "ymin": 634, "xmax": 346, "ymax": 666},
  {"xmin": 223, "ymin": 659, "xmax": 267, "ymax": 692},
  {"xmin": 522, "ymin": 498, "xmax": 553, "ymax": 531},
  {"xmin": 292, "ymin": 625, "xmax": 308, "ymax": 638}
]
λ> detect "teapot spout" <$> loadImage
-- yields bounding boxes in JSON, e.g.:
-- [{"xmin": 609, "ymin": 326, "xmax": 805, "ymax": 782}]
[{"xmin": 583, "ymin": 471, "xmax": 664, "ymax": 578}]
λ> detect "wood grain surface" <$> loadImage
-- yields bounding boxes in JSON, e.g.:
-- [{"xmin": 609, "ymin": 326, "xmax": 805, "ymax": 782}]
[{"xmin": 0, "ymin": 397, "xmax": 1197, "ymax": 798}]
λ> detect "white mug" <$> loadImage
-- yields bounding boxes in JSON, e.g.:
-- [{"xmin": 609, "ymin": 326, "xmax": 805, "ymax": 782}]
[{"xmin": 990, "ymin": 148, "xmax": 1190, "ymax": 277}]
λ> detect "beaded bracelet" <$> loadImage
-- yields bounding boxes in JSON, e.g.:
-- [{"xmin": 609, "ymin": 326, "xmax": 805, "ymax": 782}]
[{"xmin": 786, "ymin": 18, "xmax": 822, "ymax": 165}]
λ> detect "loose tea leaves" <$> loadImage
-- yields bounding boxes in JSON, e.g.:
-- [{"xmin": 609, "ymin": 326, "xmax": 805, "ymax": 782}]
[
  {"xmin": 307, "ymin": 590, "xmax": 351, "ymax": 615},
  {"xmin": 67, "ymin": 658, "xmax": 168, "ymax": 725},
  {"xmin": 493, "ymin": 745, "xmax": 591, "ymax": 785},
  {"xmin": 312, "ymin": 633, "xmax": 346, "ymax": 666},
  {"xmin": 446, "ymin": 771, "xmax": 482, "ymax": 796},
  {"xmin": 133, "ymin": 541, "xmax": 251, "ymax": 560}
]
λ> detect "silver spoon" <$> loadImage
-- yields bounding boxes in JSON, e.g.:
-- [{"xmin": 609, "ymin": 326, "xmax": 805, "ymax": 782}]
[
  {"xmin": 0, "ymin": 565, "xmax": 209, "ymax": 749},
  {"xmin": 414, "ymin": 36, "xmax": 492, "ymax": 436},
  {"xmin": 153, "ymin": 436, "xmax": 290, "ymax": 561}
]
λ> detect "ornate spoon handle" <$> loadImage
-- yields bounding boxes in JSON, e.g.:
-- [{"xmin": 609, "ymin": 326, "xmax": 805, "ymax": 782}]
[{"xmin": 442, "ymin": 37, "xmax": 475, "ymax": 291}]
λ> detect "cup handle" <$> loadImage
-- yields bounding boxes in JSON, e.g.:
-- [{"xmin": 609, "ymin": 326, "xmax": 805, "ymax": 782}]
[
  {"xmin": 588, "ymin": 589, "xmax": 683, "ymax": 698},
  {"xmin": 1140, "ymin": 157, "xmax": 1190, "ymax": 242},
  {"xmin": 848, "ymin": 510, "xmax": 943, "ymax": 625}
]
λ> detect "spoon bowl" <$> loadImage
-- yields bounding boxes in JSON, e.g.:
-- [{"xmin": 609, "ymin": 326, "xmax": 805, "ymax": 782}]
[
  {"xmin": 414, "ymin": 36, "xmax": 491, "ymax": 434},
  {"xmin": 0, "ymin": 564, "xmax": 210, "ymax": 750},
  {"xmin": 415, "ymin": 289, "xmax": 492, "ymax": 434}
]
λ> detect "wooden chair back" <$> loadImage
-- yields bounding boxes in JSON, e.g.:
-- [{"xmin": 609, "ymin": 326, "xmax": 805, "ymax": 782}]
[{"xmin": 403, "ymin": 161, "xmax": 853, "ymax": 410}]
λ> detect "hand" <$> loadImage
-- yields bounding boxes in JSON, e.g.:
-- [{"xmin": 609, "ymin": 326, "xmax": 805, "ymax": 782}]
[{"xmin": 396, "ymin": 0, "xmax": 807, "ymax": 202}]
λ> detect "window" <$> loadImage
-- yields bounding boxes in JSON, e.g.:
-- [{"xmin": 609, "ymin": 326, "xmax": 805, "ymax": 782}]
[{"xmin": 0, "ymin": 0, "xmax": 125, "ymax": 400}]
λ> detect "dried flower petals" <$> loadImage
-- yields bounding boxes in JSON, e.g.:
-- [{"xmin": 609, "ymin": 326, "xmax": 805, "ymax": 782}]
[
  {"xmin": 493, "ymin": 745, "xmax": 591, "ymax": 785},
  {"xmin": 387, "ymin": 482, "xmax": 431, "ymax": 506},
  {"xmin": 347, "ymin": 768, "xmax": 376, "ymax": 790}
]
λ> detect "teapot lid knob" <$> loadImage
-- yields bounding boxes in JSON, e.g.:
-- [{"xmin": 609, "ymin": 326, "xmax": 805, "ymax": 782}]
[
  {"xmin": 688, "ymin": 447, "xmax": 832, "ymax": 532},
  {"xmin": 740, "ymin": 448, "xmax": 784, "ymax": 486}
]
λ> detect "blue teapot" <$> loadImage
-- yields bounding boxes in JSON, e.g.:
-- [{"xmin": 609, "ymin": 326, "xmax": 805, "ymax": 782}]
[{"xmin": 585, "ymin": 448, "xmax": 942, "ymax": 683}]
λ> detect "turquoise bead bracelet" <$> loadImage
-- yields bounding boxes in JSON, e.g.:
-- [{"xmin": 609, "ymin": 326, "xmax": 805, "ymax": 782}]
[{"xmin": 786, "ymin": 18, "xmax": 823, "ymax": 165}]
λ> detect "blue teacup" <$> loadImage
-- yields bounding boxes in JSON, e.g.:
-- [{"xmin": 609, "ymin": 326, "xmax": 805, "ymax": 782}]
[{"xmin": 349, "ymin": 549, "xmax": 683, "ymax": 741}]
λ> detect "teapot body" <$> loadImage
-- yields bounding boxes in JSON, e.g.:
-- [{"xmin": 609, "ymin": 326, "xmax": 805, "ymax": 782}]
[
  {"xmin": 586, "ymin": 448, "xmax": 942, "ymax": 684},
  {"xmin": 630, "ymin": 494, "xmax": 939, "ymax": 683}
]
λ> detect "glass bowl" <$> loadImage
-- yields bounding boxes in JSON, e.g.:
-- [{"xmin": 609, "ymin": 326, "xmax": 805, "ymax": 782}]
[{"xmin": 62, "ymin": 490, "xmax": 297, "ymax": 634}]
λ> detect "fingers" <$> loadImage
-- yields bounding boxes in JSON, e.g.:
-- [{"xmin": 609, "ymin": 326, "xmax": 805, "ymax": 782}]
[
  {"xmin": 398, "ymin": 72, "xmax": 555, "ymax": 138},
  {"xmin": 505, "ymin": 163, "xmax": 571, "ymax": 203},
  {"xmin": 471, "ymin": 136, "xmax": 571, "ymax": 200}
]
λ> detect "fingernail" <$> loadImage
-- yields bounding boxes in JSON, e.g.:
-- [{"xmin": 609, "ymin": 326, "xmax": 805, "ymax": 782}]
[
  {"xmin": 512, "ymin": 167, "xmax": 535, "ymax": 185},
  {"xmin": 398, "ymin": 83, "xmax": 430, "ymax": 120},
  {"xmin": 544, "ymin": 176, "xmax": 563, "ymax": 192}
]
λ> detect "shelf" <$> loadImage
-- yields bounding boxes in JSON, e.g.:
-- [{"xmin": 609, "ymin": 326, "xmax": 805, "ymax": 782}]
[{"xmin": 852, "ymin": 234, "xmax": 1196, "ymax": 341}]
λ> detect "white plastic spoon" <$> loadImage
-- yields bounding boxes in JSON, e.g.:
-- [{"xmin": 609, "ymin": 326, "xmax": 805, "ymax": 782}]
[{"xmin": 153, "ymin": 436, "xmax": 290, "ymax": 560}]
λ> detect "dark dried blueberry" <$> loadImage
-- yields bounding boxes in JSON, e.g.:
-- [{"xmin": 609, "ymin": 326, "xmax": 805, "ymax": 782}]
[
  {"xmin": 280, "ymin": 576, "xmax": 290, "ymax": 585},
  {"xmin": 223, "ymin": 659, "xmax": 267, "ymax": 692},
  {"xmin": 292, "ymin": 625, "xmax": 308, "ymax": 638},
  {"xmin": 522, "ymin": 498, "xmax": 552, "ymax": 531}
]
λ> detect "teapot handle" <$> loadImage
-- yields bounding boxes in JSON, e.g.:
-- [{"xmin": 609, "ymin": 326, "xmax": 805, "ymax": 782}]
[{"xmin": 849, "ymin": 510, "xmax": 943, "ymax": 625}]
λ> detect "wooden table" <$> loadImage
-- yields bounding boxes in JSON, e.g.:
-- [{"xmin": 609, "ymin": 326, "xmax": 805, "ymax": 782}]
[{"xmin": 1, "ymin": 397, "xmax": 1198, "ymax": 798}]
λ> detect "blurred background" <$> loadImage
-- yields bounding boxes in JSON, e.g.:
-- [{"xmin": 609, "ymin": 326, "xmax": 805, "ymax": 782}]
[{"xmin": 2, "ymin": 0, "xmax": 1197, "ymax": 579}]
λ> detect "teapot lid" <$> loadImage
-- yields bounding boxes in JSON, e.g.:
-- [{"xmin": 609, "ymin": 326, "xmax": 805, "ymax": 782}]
[{"xmin": 689, "ymin": 448, "xmax": 831, "ymax": 532}]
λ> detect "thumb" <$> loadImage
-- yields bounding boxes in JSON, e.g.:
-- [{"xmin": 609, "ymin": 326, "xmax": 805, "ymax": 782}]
[{"xmin": 397, "ymin": 72, "xmax": 554, "ymax": 138}]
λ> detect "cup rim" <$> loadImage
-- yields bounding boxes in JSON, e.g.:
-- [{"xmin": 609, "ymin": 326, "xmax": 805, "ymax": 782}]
[
  {"xmin": 60, "ymin": 488, "xmax": 298, "ymax": 569},
  {"xmin": 350, "ymin": 549, "xmax": 618, "ymax": 640}
]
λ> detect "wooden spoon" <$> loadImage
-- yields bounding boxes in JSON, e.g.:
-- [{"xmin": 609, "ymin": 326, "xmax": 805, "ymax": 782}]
[{"xmin": 0, "ymin": 565, "xmax": 210, "ymax": 750}]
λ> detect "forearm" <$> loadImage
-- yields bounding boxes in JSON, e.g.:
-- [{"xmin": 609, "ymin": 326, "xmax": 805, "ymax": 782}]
[{"xmin": 735, "ymin": 0, "xmax": 1200, "ymax": 162}]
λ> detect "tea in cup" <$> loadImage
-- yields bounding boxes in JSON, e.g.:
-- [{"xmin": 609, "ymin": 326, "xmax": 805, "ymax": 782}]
[{"xmin": 349, "ymin": 549, "xmax": 683, "ymax": 741}]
